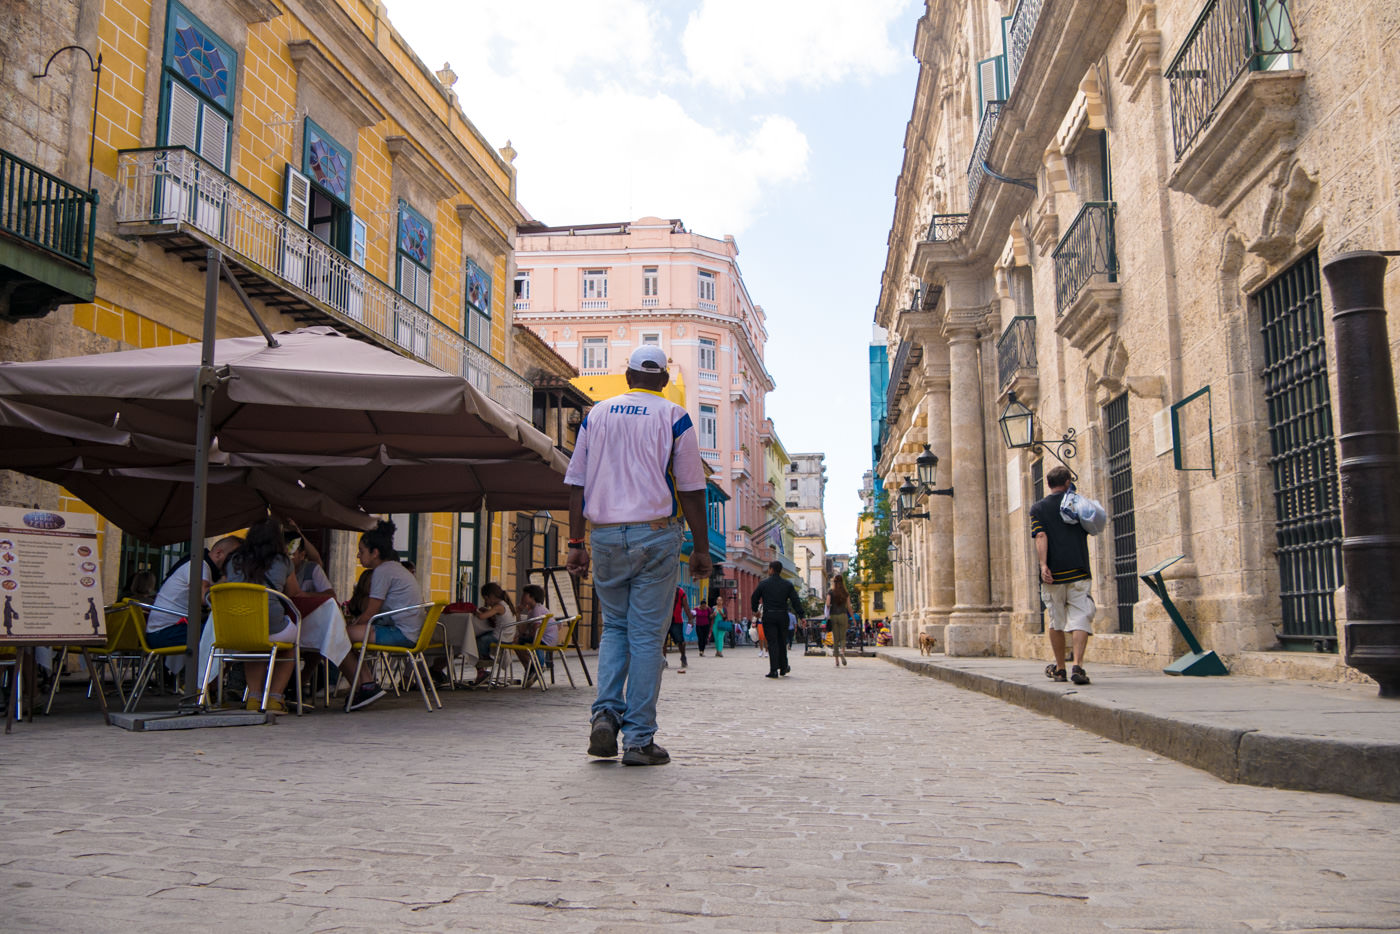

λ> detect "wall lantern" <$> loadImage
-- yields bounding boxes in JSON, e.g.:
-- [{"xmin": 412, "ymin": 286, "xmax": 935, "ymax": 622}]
[{"xmin": 996, "ymin": 391, "xmax": 1078, "ymax": 479}]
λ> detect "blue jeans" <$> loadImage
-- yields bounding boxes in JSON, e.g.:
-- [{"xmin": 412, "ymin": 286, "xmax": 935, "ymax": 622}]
[
  {"xmin": 372, "ymin": 623, "xmax": 415, "ymax": 647},
  {"xmin": 590, "ymin": 521, "xmax": 684, "ymax": 749}
]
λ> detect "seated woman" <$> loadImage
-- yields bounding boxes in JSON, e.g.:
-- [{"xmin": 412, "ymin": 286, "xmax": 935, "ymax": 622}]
[
  {"xmin": 221, "ymin": 518, "xmax": 302, "ymax": 713},
  {"xmin": 471, "ymin": 582, "xmax": 515, "ymax": 685},
  {"xmin": 342, "ymin": 519, "xmax": 423, "ymax": 711}
]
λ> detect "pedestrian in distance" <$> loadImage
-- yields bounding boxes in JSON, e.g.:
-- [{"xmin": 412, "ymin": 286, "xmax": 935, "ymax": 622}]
[
  {"xmin": 1031, "ymin": 464, "xmax": 1095, "ymax": 685},
  {"xmin": 565, "ymin": 346, "xmax": 711, "ymax": 767},
  {"xmin": 693, "ymin": 595, "xmax": 713, "ymax": 656},
  {"xmin": 665, "ymin": 585, "xmax": 692, "ymax": 671},
  {"xmin": 825, "ymin": 573, "xmax": 852, "ymax": 668},
  {"xmin": 711, "ymin": 597, "xmax": 730, "ymax": 657},
  {"xmin": 751, "ymin": 561, "xmax": 804, "ymax": 678}
]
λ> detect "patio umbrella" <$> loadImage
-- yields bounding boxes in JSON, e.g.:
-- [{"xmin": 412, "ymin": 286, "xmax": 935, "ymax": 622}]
[
  {"xmin": 25, "ymin": 465, "xmax": 379, "ymax": 545},
  {"xmin": 0, "ymin": 325, "xmax": 572, "ymax": 516}
]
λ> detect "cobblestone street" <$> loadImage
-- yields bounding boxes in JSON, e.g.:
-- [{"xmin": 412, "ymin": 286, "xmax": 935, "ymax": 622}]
[{"xmin": 4, "ymin": 648, "xmax": 1398, "ymax": 932}]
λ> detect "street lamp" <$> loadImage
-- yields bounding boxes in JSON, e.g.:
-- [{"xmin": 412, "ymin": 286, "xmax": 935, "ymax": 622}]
[
  {"xmin": 997, "ymin": 391, "xmax": 1078, "ymax": 479},
  {"xmin": 913, "ymin": 443, "xmax": 954, "ymax": 498},
  {"xmin": 897, "ymin": 477, "xmax": 927, "ymax": 520}
]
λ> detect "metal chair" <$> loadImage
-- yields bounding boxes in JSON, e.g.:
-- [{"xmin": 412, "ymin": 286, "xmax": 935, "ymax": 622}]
[
  {"xmin": 345, "ymin": 602, "xmax": 447, "ymax": 711},
  {"xmin": 44, "ymin": 601, "xmax": 143, "ymax": 713},
  {"xmin": 202, "ymin": 583, "xmax": 304, "ymax": 715},
  {"xmin": 122, "ymin": 601, "xmax": 193, "ymax": 713},
  {"xmin": 490, "ymin": 612, "xmax": 553, "ymax": 691}
]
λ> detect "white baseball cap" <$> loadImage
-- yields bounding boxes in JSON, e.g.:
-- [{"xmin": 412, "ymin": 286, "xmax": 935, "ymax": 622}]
[{"xmin": 627, "ymin": 346, "xmax": 669, "ymax": 373}]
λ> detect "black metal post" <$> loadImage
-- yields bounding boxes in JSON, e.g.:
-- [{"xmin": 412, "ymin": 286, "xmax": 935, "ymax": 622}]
[
  {"xmin": 1322, "ymin": 251, "xmax": 1400, "ymax": 697},
  {"xmin": 183, "ymin": 248, "xmax": 221, "ymax": 693}
]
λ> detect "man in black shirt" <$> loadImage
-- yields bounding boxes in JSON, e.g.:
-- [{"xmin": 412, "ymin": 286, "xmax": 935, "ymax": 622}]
[
  {"xmin": 751, "ymin": 560, "xmax": 805, "ymax": 678},
  {"xmin": 1029, "ymin": 465, "xmax": 1094, "ymax": 685}
]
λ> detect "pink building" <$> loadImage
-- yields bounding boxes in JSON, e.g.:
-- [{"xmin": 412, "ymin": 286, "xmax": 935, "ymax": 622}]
[{"xmin": 512, "ymin": 217, "xmax": 773, "ymax": 608}]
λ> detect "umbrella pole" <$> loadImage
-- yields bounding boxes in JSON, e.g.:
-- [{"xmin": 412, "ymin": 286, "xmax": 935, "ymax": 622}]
[{"xmin": 182, "ymin": 248, "xmax": 221, "ymax": 701}]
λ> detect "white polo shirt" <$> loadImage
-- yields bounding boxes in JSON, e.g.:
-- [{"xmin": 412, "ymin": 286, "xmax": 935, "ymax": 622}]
[{"xmin": 563, "ymin": 389, "xmax": 706, "ymax": 525}]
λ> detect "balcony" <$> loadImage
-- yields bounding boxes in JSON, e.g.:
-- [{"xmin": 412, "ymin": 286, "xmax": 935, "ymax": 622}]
[
  {"xmin": 1004, "ymin": 0, "xmax": 1046, "ymax": 98},
  {"xmin": 513, "ymin": 300, "xmax": 530, "ymax": 311},
  {"xmin": 996, "ymin": 315, "xmax": 1037, "ymax": 398},
  {"xmin": 926, "ymin": 214, "xmax": 969, "ymax": 243},
  {"xmin": 683, "ymin": 527, "xmax": 728, "ymax": 563},
  {"xmin": 729, "ymin": 374, "xmax": 750, "ymax": 405},
  {"xmin": 1165, "ymin": 0, "xmax": 1298, "ymax": 158},
  {"xmin": 1053, "ymin": 202, "xmax": 1121, "ymax": 355},
  {"xmin": 731, "ymin": 448, "xmax": 751, "ymax": 480},
  {"xmin": 580, "ymin": 299, "xmax": 609, "ymax": 310},
  {"xmin": 967, "ymin": 101, "xmax": 1003, "ymax": 210},
  {"xmin": 641, "ymin": 297, "xmax": 659, "ymax": 307},
  {"xmin": 728, "ymin": 529, "xmax": 751, "ymax": 556},
  {"xmin": 758, "ymin": 480, "xmax": 776, "ymax": 507},
  {"xmin": 885, "ymin": 338, "xmax": 923, "ymax": 423},
  {"xmin": 698, "ymin": 300, "xmax": 717, "ymax": 312},
  {"xmin": 0, "ymin": 148, "xmax": 97, "ymax": 320},
  {"xmin": 1165, "ymin": 0, "xmax": 1303, "ymax": 208},
  {"xmin": 115, "ymin": 148, "xmax": 530, "ymax": 418}
]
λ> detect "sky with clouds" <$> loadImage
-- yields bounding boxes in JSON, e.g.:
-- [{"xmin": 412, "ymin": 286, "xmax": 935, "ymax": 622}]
[{"xmin": 384, "ymin": 0, "xmax": 921, "ymax": 557}]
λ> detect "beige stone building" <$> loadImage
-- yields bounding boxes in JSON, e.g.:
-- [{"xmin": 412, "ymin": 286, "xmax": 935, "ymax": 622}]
[{"xmin": 876, "ymin": 0, "xmax": 1400, "ymax": 684}]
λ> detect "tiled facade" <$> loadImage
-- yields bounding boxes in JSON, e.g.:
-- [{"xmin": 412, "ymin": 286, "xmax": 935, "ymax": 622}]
[{"xmin": 876, "ymin": 0, "xmax": 1400, "ymax": 684}]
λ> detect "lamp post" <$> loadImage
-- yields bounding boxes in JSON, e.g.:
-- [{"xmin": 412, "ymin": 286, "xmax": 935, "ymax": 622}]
[{"xmin": 997, "ymin": 391, "xmax": 1078, "ymax": 480}]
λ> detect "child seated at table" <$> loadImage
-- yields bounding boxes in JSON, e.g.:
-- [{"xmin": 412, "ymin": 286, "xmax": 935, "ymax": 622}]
[{"xmin": 472, "ymin": 582, "xmax": 515, "ymax": 684}]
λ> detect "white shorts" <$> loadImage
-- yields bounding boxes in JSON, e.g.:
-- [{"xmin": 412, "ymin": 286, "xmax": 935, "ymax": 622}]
[
  {"xmin": 269, "ymin": 620, "xmax": 299, "ymax": 644},
  {"xmin": 1041, "ymin": 579, "xmax": 1095, "ymax": 633}
]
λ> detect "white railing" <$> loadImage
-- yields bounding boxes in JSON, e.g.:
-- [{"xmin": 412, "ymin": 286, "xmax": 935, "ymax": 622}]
[
  {"xmin": 701, "ymin": 450, "xmax": 721, "ymax": 463},
  {"xmin": 699, "ymin": 370, "xmax": 719, "ymax": 382},
  {"xmin": 114, "ymin": 148, "xmax": 531, "ymax": 418},
  {"xmin": 513, "ymin": 300, "xmax": 530, "ymax": 311},
  {"xmin": 698, "ymin": 300, "xmax": 717, "ymax": 312},
  {"xmin": 641, "ymin": 297, "xmax": 659, "ymax": 307},
  {"xmin": 580, "ymin": 367, "xmax": 609, "ymax": 376},
  {"xmin": 580, "ymin": 299, "xmax": 609, "ymax": 310}
]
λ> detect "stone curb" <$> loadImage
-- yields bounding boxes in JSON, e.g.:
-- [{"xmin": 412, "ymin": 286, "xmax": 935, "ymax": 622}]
[{"xmin": 878, "ymin": 651, "xmax": 1400, "ymax": 803}]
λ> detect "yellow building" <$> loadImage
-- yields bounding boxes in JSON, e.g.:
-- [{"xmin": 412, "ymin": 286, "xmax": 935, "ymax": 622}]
[{"xmin": 1, "ymin": 0, "xmax": 532, "ymax": 603}]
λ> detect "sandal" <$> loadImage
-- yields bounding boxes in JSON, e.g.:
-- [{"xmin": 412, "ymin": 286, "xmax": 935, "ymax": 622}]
[{"xmin": 1045, "ymin": 663, "xmax": 1067, "ymax": 682}]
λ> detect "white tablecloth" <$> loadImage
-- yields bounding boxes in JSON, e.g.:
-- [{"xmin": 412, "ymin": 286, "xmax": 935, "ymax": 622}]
[
  {"xmin": 438, "ymin": 612, "xmax": 492, "ymax": 669},
  {"xmin": 197, "ymin": 598, "xmax": 351, "ymax": 685}
]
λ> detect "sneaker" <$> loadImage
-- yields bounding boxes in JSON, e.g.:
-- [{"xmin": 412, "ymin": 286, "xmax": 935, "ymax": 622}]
[
  {"xmin": 348, "ymin": 684, "xmax": 386, "ymax": 711},
  {"xmin": 588, "ymin": 712, "xmax": 619, "ymax": 758},
  {"xmin": 1070, "ymin": 666, "xmax": 1091, "ymax": 685},
  {"xmin": 715, "ymin": 651, "xmax": 723, "ymax": 657},
  {"xmin": 1045, "ymin": 664, "xmax": 1067, "ymax": 682},
  {"xmin": 621, "ymin": 742, "xmax": 670, "ymax": 766}
]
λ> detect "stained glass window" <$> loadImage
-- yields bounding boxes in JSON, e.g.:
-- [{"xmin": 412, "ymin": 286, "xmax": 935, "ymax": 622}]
[
  {"xmin": 304, "ymin": 119, "xmax": 351, "ymax": 201},
  {"xmin": 398, "ymin": 202, "xmax": 432, "ymax": 269},
  {"xmin": 167, "ymin": 4, "xmax": 234, "ymax": 109}
]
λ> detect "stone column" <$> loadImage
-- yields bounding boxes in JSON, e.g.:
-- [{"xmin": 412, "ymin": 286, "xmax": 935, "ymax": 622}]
[
  {"xmin": 924, "ymin": 349, "xmax": 955, "ymax": 639},
  {"xmin": 944, "ymin": 315, "xmax": 999, "ymax": 654}
]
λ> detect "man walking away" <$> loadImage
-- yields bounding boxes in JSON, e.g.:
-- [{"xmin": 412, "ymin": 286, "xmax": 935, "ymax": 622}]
[
  {"xmin": 1030, "ymin": 465, "xmax": 1094, "ymax": 685},
  {"xmin": 751, "ymin": 561, "xmax": 804, "ymax": 678},
  {"xmin": 565, "ymin": 346, "xmax": 711, "ymax": 766}
]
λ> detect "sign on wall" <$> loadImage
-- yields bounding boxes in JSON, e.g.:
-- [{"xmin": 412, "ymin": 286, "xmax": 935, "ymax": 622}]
[
  {"xmin": 466, "ymin": 257, "xmax": 492, "ymax": 312},
  {"xmin": 0, "ymin": 507, "xmax": 105, "ymax": 644}
]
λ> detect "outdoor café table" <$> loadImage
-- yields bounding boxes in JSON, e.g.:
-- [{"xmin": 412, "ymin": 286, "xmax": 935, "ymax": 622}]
[
  {"xmin": 437, "ymin": 611, "xmax": 495, "ymax": 675},
  {"xmin": 196, "ymin": 593, "xmax": 350, "ymax": 688}
]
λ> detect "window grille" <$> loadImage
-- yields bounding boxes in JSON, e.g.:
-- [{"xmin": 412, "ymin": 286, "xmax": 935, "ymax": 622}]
[{"xmin": 1105, "ymin": 393, "xmax": 1139, "ymax": 632}]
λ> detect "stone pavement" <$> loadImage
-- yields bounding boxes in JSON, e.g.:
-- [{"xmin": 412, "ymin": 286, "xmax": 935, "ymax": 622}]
[
  {"xmin": 3, "ymin": 646, "xmax": 1399, "ymax": 932},
  {"xmin": 879, "ymin": 648, "xmax": 1400, "ymax": 803}
]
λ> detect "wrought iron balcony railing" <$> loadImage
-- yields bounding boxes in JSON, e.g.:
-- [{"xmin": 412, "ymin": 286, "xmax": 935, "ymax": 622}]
[
  {"xmin": 1053, "ymin": 202, "xmax": 1118, "ymax": 315},
  {"xmin": 115, "ymin": 147, "xmax": 531, "ymax": 418},
  {"xmin": 0, "ymin": 148, "xmax": 97, "ymax": 269},
  {"xmin": 1165, "ymin": 0, "xmax": 1299, "ymax": 158},
  {"xmin": 996, "ymin": 315, "xmax": 1037, "ymax": 393},
  {"xmin": 926, "ymin": 213, "xmax": 969, "ymax": 242},
  {"xmin": 967, "ymin": 101, "xmax": 1003, "ymax": 209},
  {"xmin": 1005, "ymin": 0, "xmax": 1045, "ymax": 99}
]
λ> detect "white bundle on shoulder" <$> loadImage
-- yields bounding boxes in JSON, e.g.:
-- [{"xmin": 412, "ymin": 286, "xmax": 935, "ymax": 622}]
[{"xmin": 1059, "ymin": 488, "xmax": 1108, "ymax": 535}]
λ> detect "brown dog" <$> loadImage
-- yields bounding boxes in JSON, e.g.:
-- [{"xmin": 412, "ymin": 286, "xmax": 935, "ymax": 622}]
[{"xmin": 918, "ymin": 631, "xmax": 936, "ymax": 655}]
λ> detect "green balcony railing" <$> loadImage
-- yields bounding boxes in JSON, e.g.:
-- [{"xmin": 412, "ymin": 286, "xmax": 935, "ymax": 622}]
[
  {"xmin": 1052, "ymin": 202, "xmax": 1118, "ymax": 315},
  {"xmin": 0, "ymin": 148, "xmax": 97, "ymax": 269},
  {"xmin": 1165, "ymin": 0, "xmax": 1299, "ymax": 158},
  {"xmin": 967, "ymin": 102, "xmax": 1003, "ymax": 209},
  {"xmin": 1005, "ymin": 0, "xmax": 1045, "ymax": 99}
]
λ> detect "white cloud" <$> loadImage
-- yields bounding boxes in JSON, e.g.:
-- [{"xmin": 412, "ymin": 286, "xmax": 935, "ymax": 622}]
[
  {"xmin": 682, "ymin": 0, "xmax": 915, "ymax": 96},
  {"xmin": 382, "ymin": 0, "xmax": 811, "ymax": 235}
]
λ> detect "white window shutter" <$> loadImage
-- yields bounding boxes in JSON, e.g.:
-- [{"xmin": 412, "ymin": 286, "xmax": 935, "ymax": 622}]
[
  {"xmin": 399, "ymin": 256, "xmax": 414, "ymax": 302},
  {"xmin": 199, "ymin": 107, "xmax": 229, "ymax": 170},
  {"xmin": 977, "ymin": 56, "xmax": 1003, "ymax": 117},
  {"xmin": 166, "ymin": 81, "xmax": 200, "ymax": 151},
  {"xmin": 283, "ymin": 165, "xmax": 311, "ymax": 227},
  {"xmin": 350, "ymin": 214, "xmax": 367, "ymax": 266},
  {"xmin": 416, "ymin": 269, "xmax": 432, "ymax": 310}
]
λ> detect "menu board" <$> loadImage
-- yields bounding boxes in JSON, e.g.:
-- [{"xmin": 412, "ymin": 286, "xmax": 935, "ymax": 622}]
[{"xmin": 0, "ymin": 507, "xmax": 105, "ymax": 644}]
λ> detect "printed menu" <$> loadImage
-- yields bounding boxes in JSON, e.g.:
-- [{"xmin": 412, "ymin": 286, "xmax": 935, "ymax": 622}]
[{"xmin": 0, "ymin": 507, "xmax": 106, "ymax": 644}]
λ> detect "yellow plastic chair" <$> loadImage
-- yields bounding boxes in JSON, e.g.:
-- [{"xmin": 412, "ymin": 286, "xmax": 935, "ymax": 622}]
[
  {"xmin": 44, "ymin": 602, "xmax": 144, "ymax": 713},
  {"xmin": 538, "ymin": 612, "xmax": 584, "ymax": 688},
  {"xmin": 202, "ymin": 583, "xmax": 304, "ymax": 715},
  {"xmin": 490, "ymin": 612, "xmax": 553, "ymax": 692},
  {"xmin": 345, "ymin": 602, "xmax": 447, "ymax": 712},
  {"xmin": 122, "ymin": 601, "xmax": 193, "ymax": 713}
]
